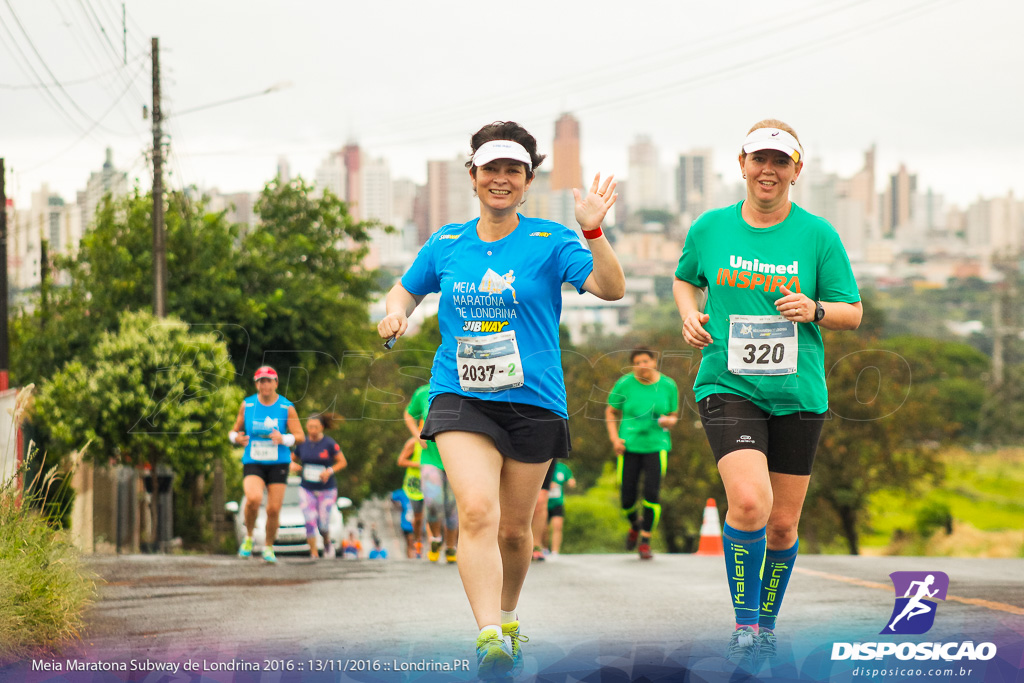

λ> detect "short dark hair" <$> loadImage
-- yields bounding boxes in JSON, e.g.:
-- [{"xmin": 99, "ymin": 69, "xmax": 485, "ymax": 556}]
[
  {"xmin": 465, "ymin": 121, "xmax": 546, "ymax": 180},
  {"xmin": 630, "ymin": 346, "xmax": 656, "ymax": 363}
]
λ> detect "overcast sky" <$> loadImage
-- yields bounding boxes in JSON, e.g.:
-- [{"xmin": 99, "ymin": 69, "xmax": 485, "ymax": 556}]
[{"xmin": 2, "ymin": 0, "xmax": 1021, "ymax": 210}]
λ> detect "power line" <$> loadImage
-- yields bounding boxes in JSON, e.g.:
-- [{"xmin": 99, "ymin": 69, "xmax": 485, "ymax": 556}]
[
  {"xmin": 357, "ymin": 0, "xmax": 881, "ymax": 139},
  {"xmin": 2, "ymin": 0, "xmax": 138, "ymax": 137},
  {"xmin": 20, "ymin": 59, "xmax": 149, "ymax": 174},
  {"xmin": 78, "ymin": 0, "xmax": 122, "ymax": 62},
  {"xmin": 0, "ymin": 5, "xmax": 91, "ymax": 136},
  {"xmin": 0, "ymin": 52, "xmax": 145, "ymax": 89},
  {"xmin": 356, "ymin": 0, "xmax": 961, "ymax": 150}
]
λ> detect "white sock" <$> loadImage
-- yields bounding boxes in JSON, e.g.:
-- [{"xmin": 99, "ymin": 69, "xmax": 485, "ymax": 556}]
[
  {"xmin": 501, "ymin": 609, "xmax": 517, "ymax": 625},
  {"xmin": 480, "ymin": 624, "xmax": 502, "ymax": 640}
]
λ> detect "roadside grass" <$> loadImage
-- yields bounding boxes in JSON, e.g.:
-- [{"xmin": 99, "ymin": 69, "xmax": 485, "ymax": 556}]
[
  {"xmin": 861, "ymin": 447, "xmax": 1024, "ymax": 557},
  {"xmin": 0, "ymin": 387, "xmax": 96, "ymax": 663}
]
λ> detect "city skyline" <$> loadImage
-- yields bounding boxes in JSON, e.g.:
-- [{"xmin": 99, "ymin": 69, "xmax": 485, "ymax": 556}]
[{"xmin": 1, "ymin": 0, "xmax": 1022, "ymax": 209}]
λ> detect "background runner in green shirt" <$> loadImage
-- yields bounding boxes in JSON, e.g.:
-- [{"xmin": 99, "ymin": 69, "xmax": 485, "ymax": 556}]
[
  {"xmin": 673, "ymin": 119, "xmax": 862, "ymax": 669},
  {"xmin": 396, "ymin": 436, "xmax": 424, "ymax": 558},
  {"xmin": 405, "ymin": 384, "xmax": 458, "ymax": 563},
  {"xmin": 605, "ymin": 346, "xmax": 679, "ymax": 560},
  {"xmin": 544, "ymin": 461, "xmax": 575, "ymax": 557}
]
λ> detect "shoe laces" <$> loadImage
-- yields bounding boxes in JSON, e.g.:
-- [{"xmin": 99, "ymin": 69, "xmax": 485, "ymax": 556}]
[
  {"xmin": 504, "ymin": 625, "xmax": 529, "ymax": 656},
  {"xmin": 759, "ymin": 628, "xmax": 777, "ymax": 656},
  {"xmin": 728, "ymin": 627, "xmax": 757, "ymax": 660}
]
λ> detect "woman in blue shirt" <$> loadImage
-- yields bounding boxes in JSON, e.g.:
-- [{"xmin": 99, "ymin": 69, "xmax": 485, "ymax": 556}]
[
  {"xmin": 377, "ymin": 121, "xmax": 624, "ymax": 680},
  {"xmin": 228, "ymin": 366, "xmax": 305, "ymax": 564}
]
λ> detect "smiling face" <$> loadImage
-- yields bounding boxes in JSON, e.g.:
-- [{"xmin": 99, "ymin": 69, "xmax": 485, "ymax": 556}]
[
  {"xmin": 471, "ymin": 159, "xmax": 534, "ymax": 216},
  {"xmin": 306, "ymin": 417, "xmax": 324, "ymax": 440},
  {"xmin": 739, "ymin": 148, "xmax": 803, "ymax": 210}
]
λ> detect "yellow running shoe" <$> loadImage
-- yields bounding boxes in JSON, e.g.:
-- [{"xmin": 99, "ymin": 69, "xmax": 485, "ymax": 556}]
[
  {"xmin": 428, "ymin": 540, "xmax": 441, "ymax": 563},
  {"xmin": 238, "ymin": 536, "xmax": 253, "ymax": 558},
  {"xmin": 475, "ymin": 628, "xmax": 512, "ymax": 680},
  {"xmin": 445, "ymin": 547, "xmax": 457, "ymax": 564}
]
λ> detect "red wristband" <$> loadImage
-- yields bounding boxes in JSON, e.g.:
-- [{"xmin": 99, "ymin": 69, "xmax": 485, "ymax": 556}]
[{"xmin": 582, "ymin": 226, "xmax": 603, "ymax": 240}]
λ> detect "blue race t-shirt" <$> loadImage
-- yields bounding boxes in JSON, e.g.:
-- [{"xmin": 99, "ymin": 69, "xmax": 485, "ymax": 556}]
[
  {"xmin": 294, "ymin": 436, "xmax": 340, "ymax": 490},
  {"xmin": 401, "ymin": 215, "xmax": 593, "ymax": 418},
  {"xmin": 241, "ymin": 394, "xmax": 294, "ymax": 465}
]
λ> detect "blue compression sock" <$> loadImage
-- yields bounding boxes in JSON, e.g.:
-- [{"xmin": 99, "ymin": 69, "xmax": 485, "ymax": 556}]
[
  {"xmin": 759, "ymin": 539, "xmax": 799, "ymax": 631},
  {"xmin": 723, "ymin": 523, "xmax": 767, "ymax": 626}
]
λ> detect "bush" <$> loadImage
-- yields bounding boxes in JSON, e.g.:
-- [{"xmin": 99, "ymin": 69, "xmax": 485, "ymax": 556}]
[
  {"xmin": 915, "ymin": 500, "xmax": 953, "ymax": 538},
  {"xmin": 0, "ymin": 461, "xmax": 95, "ymax": 661},
  {"xmin": 0, "ymin": 387, "xmax": 95, "ymax": 662}
]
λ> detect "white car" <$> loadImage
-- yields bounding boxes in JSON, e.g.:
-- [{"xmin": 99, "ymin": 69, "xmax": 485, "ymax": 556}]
[{"xmin": 225, "ymin": 476, "xmax": 353, "ymax": 555}]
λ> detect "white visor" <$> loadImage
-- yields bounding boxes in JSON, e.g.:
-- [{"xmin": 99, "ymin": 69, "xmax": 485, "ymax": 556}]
[
  {"xmin": 742, "ymin": 128, "xmax": 802, "ymax": 163},
  {"xmin": 472, "ymin": 140, "xmax": 532, "ymax": 172}
]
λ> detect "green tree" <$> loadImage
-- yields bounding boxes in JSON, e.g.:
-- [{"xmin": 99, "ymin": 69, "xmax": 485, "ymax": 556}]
[
  {"xmin": 978, "ymin": 363, "xmax": 1024, "ymax": 444},
  {"xmin": 12, "ymin": 179, "xmax": 381, "ymax": 394},
  {"xmin": 34, "ymin": 311, "xmax": 243, "ymax": 546},
  {"xmin": 806, "ymin": 331, "xmax": 948, "ymax": 554}
]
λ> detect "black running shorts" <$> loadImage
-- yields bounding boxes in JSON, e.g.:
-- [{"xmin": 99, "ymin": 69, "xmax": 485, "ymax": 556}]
[
  {"xmin": 242, "ymin": 462, "xmax": 290, "ymax": 485},
  {"xmin": 697, "ymin": 393, "xmax": 826, "ymax": 476},
  {"xmin": 421, "ymin": 393, "xmax": 571, "ymax": 471}
]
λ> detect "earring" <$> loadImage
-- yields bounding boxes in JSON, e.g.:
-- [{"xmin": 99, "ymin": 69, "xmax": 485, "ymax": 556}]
[
  {"xmin": 742, "ymin": 174, "xmax": 747, "ymax": 179},
  {"xmin": 791, "ymin": 180, "xmax": 796, "ymax": 186}
]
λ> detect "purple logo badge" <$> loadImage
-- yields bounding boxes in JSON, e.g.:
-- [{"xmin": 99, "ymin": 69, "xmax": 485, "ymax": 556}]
[{"xmin": 881, "ymin": 571, "xmax": 949, "ymax": 635}]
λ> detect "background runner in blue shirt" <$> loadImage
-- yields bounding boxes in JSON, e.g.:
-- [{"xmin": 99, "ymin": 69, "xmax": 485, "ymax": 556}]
[
  {"xmin": 229, "ymin": 366, "xmax": 305, "ymax": 564},
  {"xmin": 377, "ymin": 121, "xmax": 624, "ymax": 681}
]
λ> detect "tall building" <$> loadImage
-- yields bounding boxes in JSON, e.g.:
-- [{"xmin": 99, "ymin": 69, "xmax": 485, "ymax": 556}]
[
  {"xmin": 360, "ymin": 156, "xmax": 392, "ymax": 225},
  {"xmin": 342, "ymin": 143, "xmax": 362, "ymax": 221},
  {"xmin": 78, "ymin": 147, "xmax": 128, "ymax": 231},
  {"xmin": 550, "ymin": 113, "xmax": 582, "ymax": 191},
  {"xmin": 675, "ymin": 149, "xmax": 714, "ymax": 221},
  {"xmin": 391, "ymin": 178, "xmax": 423, "ymax": 255},
  {"xmin": 965, "ymin": 192, "xmax": 1022, "ymax": 255},
  {"xmin": 426, "ymin": 157, "xmax": 476, "ymax": 237},
  {"xmin": 845, "ymin": 146, "xmax": 878, "ymax": 240},
  {"xmin": 626, "ymin": 135, "xmax": 662, "ymax": 214},
  {"xmin": 314, "ymin": 151, "xmax": 347, "ymax": 198},
  {"xmin": 881, "ymin": 163, "xmax": 917, "ymax": 237},
  {"xmin": 277, "ymin": 156, "xmax": 292, "ymax": 183},
  {"xmin": 206, "ymin": 190, "xmax": 258, "ymax": 235}
]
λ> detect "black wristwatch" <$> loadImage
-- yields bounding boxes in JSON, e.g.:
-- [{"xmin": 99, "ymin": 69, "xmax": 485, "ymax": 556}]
[{"xmin": 813, "ymin": 300, "xmax": 825, "ymax": 323}]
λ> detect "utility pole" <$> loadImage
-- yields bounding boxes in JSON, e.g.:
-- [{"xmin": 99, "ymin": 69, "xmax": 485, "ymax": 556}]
[
  {"xmin": 991, "ymin": 255, "xmax": 1021, "ymax": 387},
  {"xmin": 149, "ymin": 39, "xmax": 168, "ymax": 553},
  {"xmin": 0, "ymin": 158, "xmax": 8, "ymax": 391},
  {"xmin": 151, "ymin": 37, "xmax": 166, "ymax": 318}
]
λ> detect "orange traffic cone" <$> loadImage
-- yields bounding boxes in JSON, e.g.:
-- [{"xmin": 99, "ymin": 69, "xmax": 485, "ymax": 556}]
[{"xmin": 695, "ymin": 498, "xmax": 724, "ymax": 555}]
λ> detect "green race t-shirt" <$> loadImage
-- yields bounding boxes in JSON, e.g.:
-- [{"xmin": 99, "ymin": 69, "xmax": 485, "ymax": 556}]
[
  {"xmin": 608, "ymin": 373, "xmax": 679, "ymax": 453},
  {"xmin": 407, "ymin": 384, "xmax": 444, "ymax": 469},
  {"xmin": 675, "ymin": 201, "xmax": 860, "ymax": 415},
  {"xmin": 402, "ymin": 444, "xmax": 423, "ymax": 501},
  {"xmin": 547, "ymin": 461, "xmax": 574, "ymax": 508}
]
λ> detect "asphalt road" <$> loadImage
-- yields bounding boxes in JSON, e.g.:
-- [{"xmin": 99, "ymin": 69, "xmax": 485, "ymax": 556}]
[{"xmin": 6, "ymin": 548, "xmax": 1024, "ymax": 682}]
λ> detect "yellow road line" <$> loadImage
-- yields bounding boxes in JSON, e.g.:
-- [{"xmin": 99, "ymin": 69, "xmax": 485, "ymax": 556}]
[{"xmin": 794, "ymin": 567, "xmax": 1024, "ymax": 616}]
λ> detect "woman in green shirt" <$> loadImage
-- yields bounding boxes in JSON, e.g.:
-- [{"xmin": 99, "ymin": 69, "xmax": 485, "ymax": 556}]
[{"xmin": 673, "ymin": 119, "xmax": 862, "ymax": 669}]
